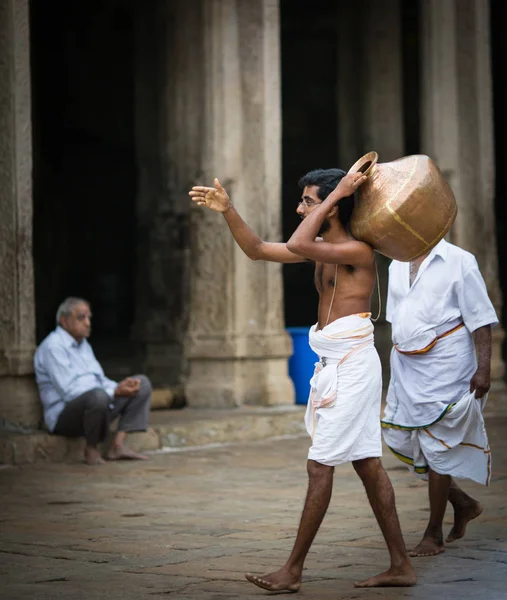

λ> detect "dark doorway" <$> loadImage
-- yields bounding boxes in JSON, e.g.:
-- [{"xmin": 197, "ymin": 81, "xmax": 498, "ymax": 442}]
[
  {"xmin": 401, "ymin": 0, "xmax": 421, "ymax": 156},
  {"xmin": 280, "ymin": 0, "xmax": 421, "ymax": 328},
  {"xmin": 280, "ymin": 0, "xmax": 339, "ymax": 327},
  {"xmin": 30, "ymin": 0, "xmax": 137, "ymax": 353},
  {"xmin": 491, "ymin": 0, "xmax": 507, "ymax": 367}
]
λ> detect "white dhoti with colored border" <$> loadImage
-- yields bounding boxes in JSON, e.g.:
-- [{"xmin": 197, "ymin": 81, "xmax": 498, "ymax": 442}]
[
  {"xmin": 382, "ymin": 323, "xmax": 491, "ymax": 485},
  {"xmin": 304, "ymin": 313, "xmax": 382, "ymax": 467}
]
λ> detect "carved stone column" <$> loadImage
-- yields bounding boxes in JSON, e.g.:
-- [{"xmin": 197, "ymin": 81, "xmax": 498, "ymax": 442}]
[
  {"xmin": 0, "ymin": 0, "xmax": 40, "ymax": 426},
  {"xmin": 421, "ymin": 0, "xmax": 504, "ymax": 379},
  {"xmin": 184, "ymin": 0, "xmax": 294, "ymax": 407}
]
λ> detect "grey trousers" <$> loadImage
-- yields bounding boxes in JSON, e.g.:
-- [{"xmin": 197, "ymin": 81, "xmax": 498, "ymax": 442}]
[{"xmin": 53, "ymin": 375, "xmax": 152, "ymax": 446}]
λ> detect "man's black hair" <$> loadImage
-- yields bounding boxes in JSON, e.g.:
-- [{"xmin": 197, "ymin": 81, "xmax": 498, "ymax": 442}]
[{"xmin": 298, "ymin": 168, "xmax": 355, "ymax": 231}]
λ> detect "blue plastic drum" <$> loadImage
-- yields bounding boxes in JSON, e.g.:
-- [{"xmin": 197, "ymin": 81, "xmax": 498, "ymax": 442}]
[{"xmin": 287, "ymin": 327, "xmax": 319, "ymax": 405}]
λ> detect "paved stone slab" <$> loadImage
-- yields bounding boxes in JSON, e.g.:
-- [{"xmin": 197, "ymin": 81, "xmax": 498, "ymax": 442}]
[{"xmin": 0, "ymin": 410, "xmax": 506, "ymax": 599}]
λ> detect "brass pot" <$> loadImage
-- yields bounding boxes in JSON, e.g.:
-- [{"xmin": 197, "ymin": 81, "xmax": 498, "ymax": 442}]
[{"xmin": 348, "ymin": 151, "xmax": 457, "ymax": 261}]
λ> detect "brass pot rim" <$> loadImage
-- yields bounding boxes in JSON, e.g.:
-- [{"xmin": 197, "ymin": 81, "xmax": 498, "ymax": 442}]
[{"xmin": 347, "ymin": 151, "xmax": 379, "ymax": 177}]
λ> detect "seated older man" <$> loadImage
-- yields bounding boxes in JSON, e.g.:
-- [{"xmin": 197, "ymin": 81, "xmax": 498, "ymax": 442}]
[{"xmin": 34, "ymin": 297, "xmax": 152, "ymax": 465}]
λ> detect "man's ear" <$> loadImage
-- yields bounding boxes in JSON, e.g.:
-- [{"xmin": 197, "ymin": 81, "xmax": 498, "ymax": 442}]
[{"xmin": 327, "ymin": 205, "xmax": 338, "ymax": 218}]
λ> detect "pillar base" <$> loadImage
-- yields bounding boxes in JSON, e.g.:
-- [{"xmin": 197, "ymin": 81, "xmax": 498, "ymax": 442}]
[
  {"xmin": 186, "ymin": 357, "xmax": 294, "ymax": 408},
  {"xmin": 0, "ymin": 376, "xmax": 41, "ymax": 429}
]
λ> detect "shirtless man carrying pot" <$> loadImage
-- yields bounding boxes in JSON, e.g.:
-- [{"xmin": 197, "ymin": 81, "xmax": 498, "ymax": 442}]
[{"xmin": 189, "ymin": 169, "xmax": 415, "ymax": 592}]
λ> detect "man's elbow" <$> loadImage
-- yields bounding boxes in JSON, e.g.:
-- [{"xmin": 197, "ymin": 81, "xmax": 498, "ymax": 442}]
[
  {"xmin": 286, "ymin": 240, "xmax": 295, "ymax": 253},
  {"xmin": 286, "ymin": 240, "xmax": 306, "ymax": 256},
  {"xmin": 247, "ymin": 246, "xmax": 262, "ymax": 261},
  {"xmin": 247, "ymin": 241, "xmax": 268, "ymax": 261}
]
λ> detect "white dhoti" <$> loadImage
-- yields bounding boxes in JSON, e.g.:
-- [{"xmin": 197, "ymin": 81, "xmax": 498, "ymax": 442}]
[
  {"xmin": 305, "ymin": 313, "xmax": 382, "ymax": 467},
  {"xmin": 382, "ymin": 323, "xmax": 491, "ymax": 485}
]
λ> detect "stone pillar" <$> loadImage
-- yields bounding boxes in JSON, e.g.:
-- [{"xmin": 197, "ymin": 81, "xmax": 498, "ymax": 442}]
[
  {"xmin": 0, "ymin": 0, "xmax": 40, "ymax": 427},
  {"xmin": 184, "ymin": 0, "xmax": 294, "ymax": 407},
  {"xmin": 421, "ymin": 0, "xmax": 504, "ymax": 379}
]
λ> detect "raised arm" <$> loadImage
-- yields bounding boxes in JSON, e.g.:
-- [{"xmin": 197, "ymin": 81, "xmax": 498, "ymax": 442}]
[
  {"xmin": 189, "ymin": 179, "xmax": 307, "ymax": 263},
  {"xmin": 286, "ymin": 172, "xmax": 371, "ymax": 266}
]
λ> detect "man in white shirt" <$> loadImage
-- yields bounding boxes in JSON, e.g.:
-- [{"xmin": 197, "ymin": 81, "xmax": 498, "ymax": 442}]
[
  {"xmin": 383, "ymin": 238, "xmax": 498, "ymax": 557},
  {"xmin": 34, "ymin": 297, "xmax": 152, "ymax": 465}
]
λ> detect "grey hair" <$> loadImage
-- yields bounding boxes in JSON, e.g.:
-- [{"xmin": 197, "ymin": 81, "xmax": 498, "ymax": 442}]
[{"xmin": 56, "ymin": 297, "xmax": 90, "ymax": 325}]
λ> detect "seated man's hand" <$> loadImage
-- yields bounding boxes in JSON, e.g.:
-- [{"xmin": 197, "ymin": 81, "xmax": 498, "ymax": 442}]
[{"xmin": 114, "ymin": 377, "xmax": 141, "ymax": 397}]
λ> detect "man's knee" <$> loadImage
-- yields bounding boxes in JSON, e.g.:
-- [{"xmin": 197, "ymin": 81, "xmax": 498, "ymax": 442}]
[
  {"xmin": 83, "ymin": 388, "xmax": 110, "ymax": 411},
  {"xmin": 307, "ymin": 459, "xmax": 334, "ymax": 480},
  {"xmin": 352, "ymin": 456, "xmax": 382, "ymax": 479},
  {"xmin": 134, "ymin": 374, "xmax": 152, "ymax": 394}
]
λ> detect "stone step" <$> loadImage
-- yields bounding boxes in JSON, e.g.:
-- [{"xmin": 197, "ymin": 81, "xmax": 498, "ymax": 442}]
[
  {"xmin": 0, "ymin": 405, "xmax": 307, "ymax": 466},
  {"xmin": 2, "ymin": 385, "xmax": 506, "ymax": 466}
]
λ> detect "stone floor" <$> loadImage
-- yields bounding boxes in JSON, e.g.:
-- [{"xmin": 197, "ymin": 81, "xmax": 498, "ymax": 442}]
[{"xmin": 1, "ymin": 410, "xmax": 506, "ymax": 600}]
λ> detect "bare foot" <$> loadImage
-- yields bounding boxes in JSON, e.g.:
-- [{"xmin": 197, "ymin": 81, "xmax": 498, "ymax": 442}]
[
  {"xmin": 245, "ymin": 569, "xmax": 301, "ymax": 593},
  {"xmin": 408, "ymin": 536, "xmax": 445, "ymax": 557},
  {"xmin": 354, "ymin": 564, "xmax": 417, "ymax": 588},
  {"xmin": 84, "ymin": 447, "xmax": 106, "ymax": 466},
  {"xmin": 107, "ymin": 446, "xmax": 148, "ymax": 461},
  {"xmin": 446, "ymin": 501, "xmax": 483, "ymax": 543}
]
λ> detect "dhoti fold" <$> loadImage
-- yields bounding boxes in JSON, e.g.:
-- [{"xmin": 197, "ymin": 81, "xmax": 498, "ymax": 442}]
[
  {"xmin": 382, "ymin": 392, "xmax": 491, "ymax": 485},
  {"xmin": 304, "ymin": 313, "xmax": 382, "ymax": 467},
  {"xmin": 382, "ymin": 324, "xmax": 491, "ymax": 485}
]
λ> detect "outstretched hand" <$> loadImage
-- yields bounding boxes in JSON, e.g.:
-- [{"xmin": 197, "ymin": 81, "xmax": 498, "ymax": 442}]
[{"xmin": 189, "ymin": 178, "xmax": 231, "ymax": 213}]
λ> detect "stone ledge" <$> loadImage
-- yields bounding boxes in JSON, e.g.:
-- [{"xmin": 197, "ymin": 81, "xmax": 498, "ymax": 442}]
[
  {"xmin": 0, "ymin": 406, "xmax": 307, "ymax": 466},
  {"xmin": 3, "ymin": 391, "xmax": 504, "ymax": 466}
]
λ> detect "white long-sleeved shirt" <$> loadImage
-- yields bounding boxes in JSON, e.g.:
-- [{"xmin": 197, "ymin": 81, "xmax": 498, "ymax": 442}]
[
  {"xmin": 34, "ymin": 326, "xmax": 117, "ymax": 432},
  {"xmin": 382, "ymin": 238, "xmax": 498, "ymax": 428},
  {"xmin": 387, "ymin": 238, "xmax": 498, "ymax": 345}
]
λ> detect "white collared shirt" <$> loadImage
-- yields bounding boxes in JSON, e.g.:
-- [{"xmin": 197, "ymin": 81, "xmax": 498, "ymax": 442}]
[
  {"xmin": 34, "ymin": 326, "xmax": 118, "ymax": 432},
  {"xmin": 387, "ymin": 239, "xmax": 498, "ymax": 345}
]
